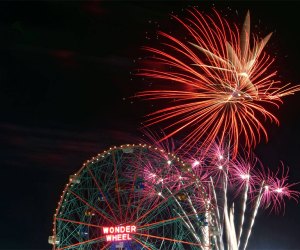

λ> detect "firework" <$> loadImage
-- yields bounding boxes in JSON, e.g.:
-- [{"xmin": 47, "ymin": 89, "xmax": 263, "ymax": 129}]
[
  {"xmin": 188, "ymin": 144, "xmax": 299, "ymax": 250},
  {"xmin": 252, "ymin": 162, "xmax": 300, "ymax": 213},
  {"xmin": 137, "ymin": 8, "xmax": 300, "ymax": 157},
  {"xmin": 138, "ymin": 131, "xmax": 299, "ymax": 250}
]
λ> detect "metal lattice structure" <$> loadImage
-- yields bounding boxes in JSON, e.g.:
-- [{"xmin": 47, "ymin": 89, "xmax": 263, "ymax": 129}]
[{"xmin": 49, "ymin": 144, "xmax": 218, "ymax": 249}]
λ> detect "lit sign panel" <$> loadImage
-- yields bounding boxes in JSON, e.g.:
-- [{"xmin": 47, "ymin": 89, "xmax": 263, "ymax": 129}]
[{"xmin": 102, "ymin": 225, "xmax": 136, "ymax": 242}]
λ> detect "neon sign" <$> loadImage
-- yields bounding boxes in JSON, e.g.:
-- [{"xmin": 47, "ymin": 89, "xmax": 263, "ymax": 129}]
[{"xmin": 102, "ymin": 225, "xmax": 136, "ymax": 242}]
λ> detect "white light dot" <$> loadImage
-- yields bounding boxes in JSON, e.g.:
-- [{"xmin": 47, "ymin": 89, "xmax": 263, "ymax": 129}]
[
  {"xmin": 193, "ymin": 160, "xmax": 200, "ymax": 167},
  {"xmin": 241, "ymin": 174, "xmax": 250, "ymax": 180}
]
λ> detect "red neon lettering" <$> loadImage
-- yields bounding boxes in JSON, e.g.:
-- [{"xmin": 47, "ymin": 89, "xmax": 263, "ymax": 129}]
[
  {"xmin": 105, "ymin": 233, "xmax": 133, "ymax": 242},
  {"xmin": 131, "ymin": 226, "xmax": 136, "ymax": 232},
  {"xmin": 102, "ymin": 225, "xmax": 136, "ymax": 242},
  {"xmin": 103, "ymin": 227, "xmax": 109, "ymax": 234}
]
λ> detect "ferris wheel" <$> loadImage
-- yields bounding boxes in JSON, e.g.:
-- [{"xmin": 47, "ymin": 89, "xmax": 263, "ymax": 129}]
[{"xmin": 49, "ymin": 144, "xmax": 215, "ymax": 249}]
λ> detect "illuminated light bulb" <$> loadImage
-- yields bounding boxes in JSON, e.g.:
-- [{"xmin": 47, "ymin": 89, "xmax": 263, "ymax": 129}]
[
  {"xmin": 178, "ymin": 176, "xmax": 182, "ymax": 180},
  {"xmin": 264, "ymin": 185, "xmax": 269, "ymax": 191},
  {"xmin": 167, "ymin": 160, "xmax": 172, "ymax": 165},
  {"xmin": 218, "ymin": 165, "xmax": 223, "ymax": 170},
  {"xmin": 158, "ymin": 192, "xmax": 162, "ymax": 196},
  {"xmin": 219, "ymin": 155, "xmax": 224, "ymax": 160}
]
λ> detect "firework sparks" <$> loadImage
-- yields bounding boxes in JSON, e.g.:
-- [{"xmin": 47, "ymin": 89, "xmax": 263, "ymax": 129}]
[
  {"xmin": 182, "ymin": 140, "xmax": 298, "ymax": 249},
  {"xmin": 138, "ymin": 130, "xmax": 299, "ymax": 249},
  {"xmin": 254, "ymin": 162, "xmax": 300, "ymax": 213},
  {"xmin": 137, "ymin": 8, "xmax": 300, "ymax": 157},
  {"xmin": 230, "ymin": 152, "xmax": 258, "ymax": 196}
]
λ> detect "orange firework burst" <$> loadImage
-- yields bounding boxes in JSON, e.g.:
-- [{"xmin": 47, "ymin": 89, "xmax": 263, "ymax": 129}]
[{"xmin": 137, "ymin": 8, "xmax": 300, "ymax": 157}]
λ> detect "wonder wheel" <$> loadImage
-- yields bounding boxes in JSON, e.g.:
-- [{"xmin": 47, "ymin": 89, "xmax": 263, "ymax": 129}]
[{"xmin": 49, "ymin": 144, "xmax": 215, "ymax": 249}]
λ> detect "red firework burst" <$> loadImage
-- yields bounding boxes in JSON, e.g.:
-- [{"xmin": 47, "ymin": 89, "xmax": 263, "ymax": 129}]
[{"xmin": 137, "ymin": 8, "xmax": 300, "ymax": 157}]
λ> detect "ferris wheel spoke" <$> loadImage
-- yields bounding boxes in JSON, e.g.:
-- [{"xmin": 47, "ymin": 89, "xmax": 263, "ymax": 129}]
[
  {"xmin": 56, "ymin": 217, "xmax": 103, "ymax": 229},
  {"xmin": 133, "ymin": 236, "xmax": 154, "ymax": 250},
  {"xmin": 128, "ymin": 194, "xmax": 161, "ymax": 223},
  {"xmin": 112, "ymin": 152, "xmax": 123, "ymax": 222},
  {"xmin": 124, "ymin": 171, "xmax": 140, "ymax": 221},
  {"xmin": 140, "ymin": 201, "xmax": 171, "ymax": 227},
  {"xmin": 166, "ymin": 188, "xmax": 200, "ymax": 238},
  {"xmin": 57, "ymin": 223, "xmax": 78, "ymax": 247},
  {"xmin": 133, "ymin": 195, "xmax": 171, "ymax": 224},
  {"xmin": 87, "ymin": 168, "xmax": 119, "ymax": 223},
  {"xmin": 134, "ymin": 182, "xmax": 195, "ymax": 224},
  {"xmin": 69, "ymin": 190, "xmax": 115, "ymax": 225},
  {"xmin": 57, "ymin": 235, "xmax": 107, "ymax": 250},
  {"xmin": 100, "ymin": 241, "xmax": 112, "ymax": 250},
  {"xmin": 138, "ymin": 211, "xmax": 205, "ymax": 230},
  {"xmin": 134, "ymin": 232, "xmax": 205, "ymax": 247}
]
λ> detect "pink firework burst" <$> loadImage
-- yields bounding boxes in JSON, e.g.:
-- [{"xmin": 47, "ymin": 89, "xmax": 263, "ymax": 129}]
[
  {"xmin": 229, "ymin": 152, "xmax": 258, "ymax": 196},
  {"xmin": 253, "ymin": 162, "xmax": 299, "ymax": 213},
  {"xmin": 202, "ymin": 140, "xmax": 232, "ymax": 186},
  {"xmin": 139, "ymin": 128, "xmax": 177, "ymax": 156}
]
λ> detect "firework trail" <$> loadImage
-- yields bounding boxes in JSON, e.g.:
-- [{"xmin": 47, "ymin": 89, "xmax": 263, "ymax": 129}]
[
  {"xmin": 137, "ymin": 8, "xmax": 300, "ymax": 157},
  {"xmin": 192, "ymin": 144, "xmax": 299, "ymax": 250},
  {"xmin": 242, "ymin": 182, "xmax": 264, "ymax": 250}
]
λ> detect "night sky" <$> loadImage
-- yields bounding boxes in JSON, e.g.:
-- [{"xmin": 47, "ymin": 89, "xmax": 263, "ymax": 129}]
[{"xmin": 0, "ymin": 1, "xmax": 300, "ymax": 249}]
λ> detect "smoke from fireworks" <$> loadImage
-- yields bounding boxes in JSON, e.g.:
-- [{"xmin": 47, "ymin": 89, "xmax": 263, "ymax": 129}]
[{"xmin": 137, "ymin": 8, "xmax": 300, "ymax": 157}]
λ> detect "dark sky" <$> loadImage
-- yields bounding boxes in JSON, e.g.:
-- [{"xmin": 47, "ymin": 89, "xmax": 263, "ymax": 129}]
[{"xmin": 0, "ymin": 1, "xmax": 300, "ymax": 250}]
